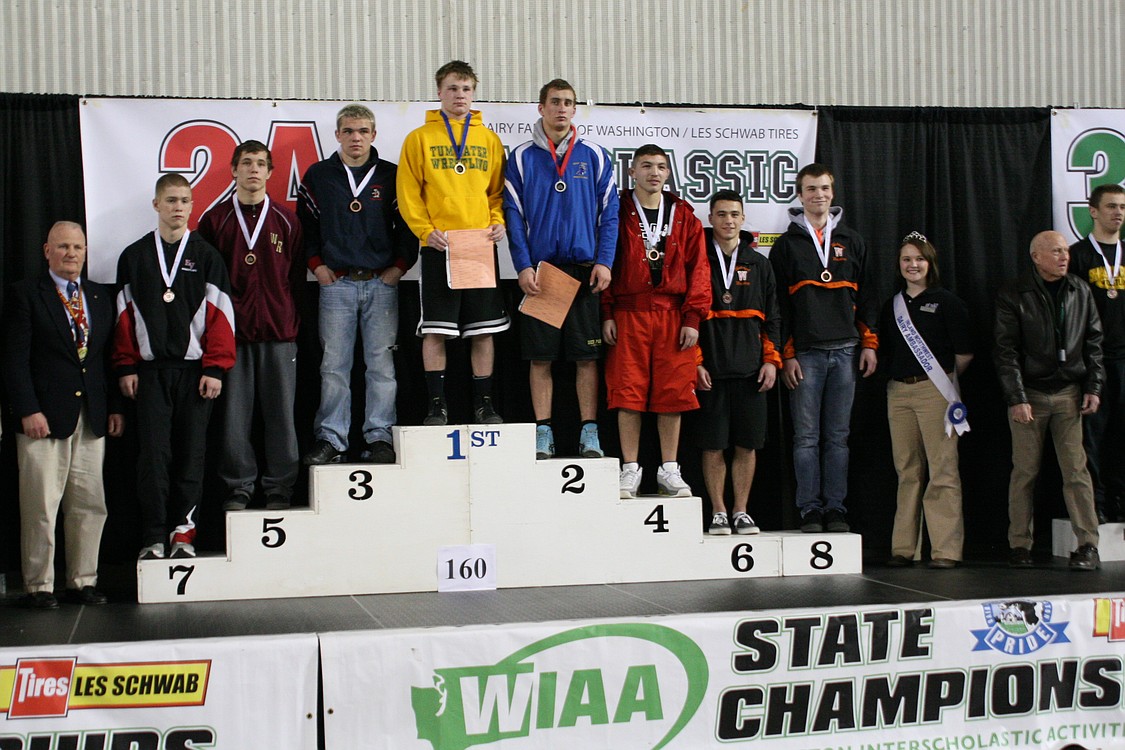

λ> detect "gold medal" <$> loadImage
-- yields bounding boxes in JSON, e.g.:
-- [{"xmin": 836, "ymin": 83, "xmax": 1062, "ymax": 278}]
[{"xmin": 454, "ymin": 162, "xmax": 466, "ymax": 174}]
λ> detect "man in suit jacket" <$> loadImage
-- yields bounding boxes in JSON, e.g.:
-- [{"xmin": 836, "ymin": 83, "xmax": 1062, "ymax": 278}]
[{"xmin": 2, "ymin": 221, "xmax": 123, "ymax": 608}]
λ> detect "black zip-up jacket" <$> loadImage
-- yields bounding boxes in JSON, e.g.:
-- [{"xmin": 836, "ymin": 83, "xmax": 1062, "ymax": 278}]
[{"xmin": 993, "ymin": 270, "xmax": 1104, "ymax": 404}]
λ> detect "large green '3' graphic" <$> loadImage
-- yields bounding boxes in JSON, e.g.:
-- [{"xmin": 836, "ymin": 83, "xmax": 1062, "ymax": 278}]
[{"xmin": 1068, "ymin": 128, "xmax": 1125, "ymax": 238}]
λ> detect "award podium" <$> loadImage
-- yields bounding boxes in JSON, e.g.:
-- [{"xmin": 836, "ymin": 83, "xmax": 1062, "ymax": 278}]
[{"xmin": 137, "ymin": 423, "xmax": 861, "ymax": 603}]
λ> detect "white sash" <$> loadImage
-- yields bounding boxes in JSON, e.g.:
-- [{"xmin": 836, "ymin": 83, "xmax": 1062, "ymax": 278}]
[{"xmin": 893, "ymin": 292, "xmax": 969, "ymax": 436}]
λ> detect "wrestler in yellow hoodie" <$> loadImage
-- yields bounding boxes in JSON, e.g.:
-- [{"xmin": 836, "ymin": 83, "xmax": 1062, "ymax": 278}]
[{"xmin": 397, "ymin": 108, "xmax": 506, "ymax": 242}]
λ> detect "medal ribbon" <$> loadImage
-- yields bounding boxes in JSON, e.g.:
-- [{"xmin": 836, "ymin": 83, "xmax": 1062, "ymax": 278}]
[
  {"xmin": 893, "ymin": 292, "xmax": 970, "ymax": 436},
  {"xmin": 153, "ymin": 229, "xmax": 190, "ymax": 292},
  {"xmin": 233, "ymin": 192, "xmax": 270, "ymax": 251},
  {"xmin": 802, "ymin": 214, "xmax": 833, "ymax": 275},
  {"xmin": 712, "ymin": 240, "xmax": 738, "ymax": 296},
  {"xmin": 1088, "ymin": 235, "xmax": 1122, "ymax": 292},
  {"xmin": 441, "ymin": 111, "xmax": 472, "ymax": 164},
  {"xmin": 546, "ymin": 127, "xmax": 577, "ymax": 184},
  {"xmin": 342, "ymin": 160, "xmax": 377, "ymax": 203},
  {"xmin": 631, "ymin": 192, "xmax": 675, "ymax": 254}
]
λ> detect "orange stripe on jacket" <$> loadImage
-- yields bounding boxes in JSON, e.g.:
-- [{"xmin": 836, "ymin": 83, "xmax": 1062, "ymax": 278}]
[
  {"xmin": 857, "ymin": 320, "xmax": 879, "ymax": 350},
  {"xmin": 788, "ymin": 279, "xmax": 859, "ymax": 295},
  {"xmin": 705, "ymin": 308, "xmax": 765, "ymax": 321}
]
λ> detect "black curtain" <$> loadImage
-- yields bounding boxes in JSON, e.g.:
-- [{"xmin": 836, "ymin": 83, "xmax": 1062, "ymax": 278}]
[
  {"xmin": 815, "ymin": 107, "xmax": 1055, "ymax": 555},
  {"xmin": 0, "ymin": 94, "xmax": 88, "ymax": 576}
]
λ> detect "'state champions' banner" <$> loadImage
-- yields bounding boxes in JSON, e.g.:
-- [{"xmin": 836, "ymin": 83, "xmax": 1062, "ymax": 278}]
[
  {"xmin": 79, "ymin": 98, "xmax": 816, "ymax": 283},
  {"xmin": 1, "ymin": 633, "xmax": 318, "ymax": 748},
  {"xmin": 320, "ymin": 595, "xmax": 1125, "ymax": 750},
  {"xmin": 1052, "ymin": 108, "xmax": 1125, "ymax": 244}
]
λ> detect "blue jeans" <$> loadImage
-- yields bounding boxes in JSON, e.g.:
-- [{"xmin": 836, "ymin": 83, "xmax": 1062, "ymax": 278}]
[
  {"xmin": 788, "ymin": 345, "xmax": 857, "ymax": 516},
  {"xmin": 315, "ymin": 277, "xmax": 398, "ymax": 450}
]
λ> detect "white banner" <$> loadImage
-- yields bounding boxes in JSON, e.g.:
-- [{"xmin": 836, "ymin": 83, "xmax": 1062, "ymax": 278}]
[
  {"xmin": 321, "ymin": 594, "xmax": 1125, "ymax": 750},
  {"xmin": 1052, "ymin": 108, "xmax": 1125, "ymax": 244},
  {"xmin": 0, "ymin": 633, "xmax": 318, "ymax": 748},
  {"xmin": 79, "ymin": 98, "xmax": 816, "ymax": 282}
]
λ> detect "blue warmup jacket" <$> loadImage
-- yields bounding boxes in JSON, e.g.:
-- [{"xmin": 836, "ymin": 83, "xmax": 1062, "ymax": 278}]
[{"xmin": 503, "ymin": 136, "xmax": 619, "ymax": 272}]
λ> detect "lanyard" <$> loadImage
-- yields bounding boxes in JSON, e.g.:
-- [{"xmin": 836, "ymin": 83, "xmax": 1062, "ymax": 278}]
[
  {"xmin": 441, "ymin": 111, "xmax": 472, "ymax": 168},
  {"xmin": 1088, "ymin": 235, "xmax": 1122, "ymax": 290},
  {"xmin": 632, "ymin": 192, "xmax": 675, "ymax": 255},
  {"xmin": 802, "ymin": 215, "xmax": 832, "ymax": 271},
  {"xmin": 154, "ymin": 230, "xmax": 190, "ymax": 291},
  {"xmin": 712, "ymin": 240, "xmax": 738, "ymax": 292},
  {"xmin": 233, "ymin": 192, "xmax": 270, "ymax": 251},
  {"xmin": 546, "ymin": 127, "xmax": 576, "ymax": 190},
  {"xmin": 342, "ymin": 158, "xmax": 377, "ymax": 211}
]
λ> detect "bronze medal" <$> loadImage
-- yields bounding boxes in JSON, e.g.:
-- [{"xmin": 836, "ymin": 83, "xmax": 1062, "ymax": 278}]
[
  {"xmin": 349, "ymin": 199, "xmax": 362, "ymax": 213},
  {"xmin": 820, "ymin": 269, "xmax": 833, "ymax": 283},
  {"xmin": 245, "ymin": 252, "xmax": 257, "ymax": 266}
]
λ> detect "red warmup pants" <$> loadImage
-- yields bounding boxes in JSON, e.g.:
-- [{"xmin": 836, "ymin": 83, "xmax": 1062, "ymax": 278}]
[{"xmin": 605, "ymin": 309, "xmax": 698, "ymax": 413}]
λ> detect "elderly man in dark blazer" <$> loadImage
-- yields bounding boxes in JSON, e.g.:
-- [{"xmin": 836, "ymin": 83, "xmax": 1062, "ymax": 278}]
[{"xmin": 2, "ymin": 221, "xmax": 123, "ymax": 608}]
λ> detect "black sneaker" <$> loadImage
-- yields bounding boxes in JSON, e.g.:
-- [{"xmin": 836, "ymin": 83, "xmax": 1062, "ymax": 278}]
[
  {"xmin": 799, "ymin": 510, "xmax": 824, "ymax": 533},
  {"xmin": 423, "ymin": 398, "xmax": 448, "ymax": 426},
  {"xmin": 1069, "ymin": 543, "xmax": 1100, "ymax": 571},
  {"xmin": 359, "ymin": 440, "xmax": 396, "ymax": 464},
  {"xmin": 1008, "ymin": 547, "xmax": 1033, "ymax": 568},
  {"xmin": 474, "ymin": 396, "xmax": 503, "ymax": 424},
  {"xmin": 264, "ymin": 494, "xmax": 291, "ymax": 510},
  {"xmin": 823, "ymin": 509, "xmax": 850, "ymax": 533},
  {"xmin": 223, "ymin": 489, "xmax": 251, "ymax": 511},
  {"xmin": 302, "ymin": 439, "xmax": 344, "ymax": 465}
]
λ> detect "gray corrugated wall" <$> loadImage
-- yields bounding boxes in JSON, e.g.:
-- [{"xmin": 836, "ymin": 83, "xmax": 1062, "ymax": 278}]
[{"xmin": 2, "ymin": 0, "xmax": 1122, "ymax": 106}]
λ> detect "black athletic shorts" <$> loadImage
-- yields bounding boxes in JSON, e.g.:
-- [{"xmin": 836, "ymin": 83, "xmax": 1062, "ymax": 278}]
[
  {"xmin": 693, "ymin": 376, "xmax": 767, "ymax": 450},
  {"xmin": 519, "ymin": 263, "xmax": 602, "ymax": 361},
  {"xmin": 417, "ymin": 246, "xmax": 510, "ymax": 337}
]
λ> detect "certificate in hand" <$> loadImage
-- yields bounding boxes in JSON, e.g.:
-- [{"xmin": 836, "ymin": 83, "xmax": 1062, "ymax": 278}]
[
  {"xmin": 445, "ymin": 229, "xmax": 497, "ymax": 289},
  {"xmin": 518, "ymin": 261, "xmax": 582, "ymax": 329}
]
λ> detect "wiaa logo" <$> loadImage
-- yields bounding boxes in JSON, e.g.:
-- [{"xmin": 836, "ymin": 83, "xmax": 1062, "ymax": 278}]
[{"xmin": 409, "ymin": 622, "xmax": 707, "ymax": 750}]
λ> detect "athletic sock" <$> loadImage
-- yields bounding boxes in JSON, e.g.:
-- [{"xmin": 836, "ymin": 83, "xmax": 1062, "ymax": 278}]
[
  {"xmin": 425, "ymin": 370, "xmax": 446, "ymax": 401},
  {"xmin": 472, "ymin": 375, "xmax": 493, "ymax": 402}
]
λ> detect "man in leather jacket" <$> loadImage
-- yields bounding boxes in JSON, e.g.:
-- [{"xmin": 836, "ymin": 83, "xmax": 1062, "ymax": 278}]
[{"xmin": 994, "ymin": 230, "xmax": 1104, "ymax": 570}]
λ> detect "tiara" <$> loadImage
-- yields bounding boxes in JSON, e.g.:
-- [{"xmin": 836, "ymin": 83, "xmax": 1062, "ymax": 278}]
[{"xmin": 902, "ymin": 230, "xmax": 928, "ymax": 244}]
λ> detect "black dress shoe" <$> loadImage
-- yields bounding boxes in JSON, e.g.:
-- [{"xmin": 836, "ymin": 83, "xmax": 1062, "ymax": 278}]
[
  {"xmin": 886, "ymin": 555, "xmax": 913, "ymax": 567},
  {"xmin": 359, "ymin": 440, "xmax": 396, "ymax": 464},
  {"xmin": 302, "ymin": 439, "xmax": 344, "ymax": 465},
  {"xmin": 1008, "ymin": 547, "xmax": 1033, "ymax": 568},
  {"xmin": 66, "ymin": 586, "xmax": 109, "ymax": 605},
  {"xmin": 20, "ymin": 591, "xmax": 59, "ymax": 609}
]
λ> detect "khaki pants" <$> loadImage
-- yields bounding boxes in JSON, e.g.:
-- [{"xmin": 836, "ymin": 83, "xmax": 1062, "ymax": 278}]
[
  {"xmin": 887, "ymin": 379, "xmax": 964, "ymax": 560},
  {"xmin": 17, "ymin": 408, "xmax": 107, "ymax": 593},
  {"xmin": 1008, "ymin": 384, "xmax": 1099, "ymax": 550}
]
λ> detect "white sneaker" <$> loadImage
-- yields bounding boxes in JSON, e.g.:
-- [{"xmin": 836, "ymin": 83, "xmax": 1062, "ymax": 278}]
[
  {"xmin": 733, "ymin": 512, "xmax": 760, "ymax": 535},
  {"xmin": 656, "ymin": 463, "xmax": 691, "ymax": 497},
  {"xmin": 619, "ymin": 464, "xmax": 642, "ymax": 498},
  {"xmin": 169, "ymin": 542, "xmax": 196, "ymax": 559},
  {"xmin": 138, "ymin": 543, "xmax": 165, "ymax": 560},
  {"xmin": 709, "ymin": 512, "xmax": 731, "ymax": 535}
]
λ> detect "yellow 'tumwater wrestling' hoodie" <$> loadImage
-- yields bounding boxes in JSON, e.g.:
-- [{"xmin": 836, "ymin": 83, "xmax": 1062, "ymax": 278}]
[{"xmin": 397, "ymin": 109, "xmax": 506, "ymax": 243}]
